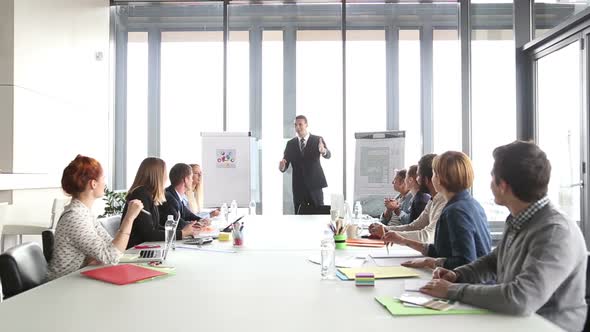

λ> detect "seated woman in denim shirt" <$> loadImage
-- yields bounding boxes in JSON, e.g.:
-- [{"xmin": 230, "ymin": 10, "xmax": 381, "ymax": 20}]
[{"xmin": 384, "ymin": 151, "xmax": 492, "ymax": 269}]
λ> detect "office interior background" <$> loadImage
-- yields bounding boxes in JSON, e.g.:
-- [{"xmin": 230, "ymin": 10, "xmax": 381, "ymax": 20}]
[{"xmin": 1, "ymin": 0, "xmax": 590, "ymax": 247}]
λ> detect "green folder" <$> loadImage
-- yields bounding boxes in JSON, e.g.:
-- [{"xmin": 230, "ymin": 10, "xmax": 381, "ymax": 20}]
[
  {"xmin": 133, "ymin": 264, "xmax": 176, "ymax": 283},
  {"xmin": 375, "ymin": 297, "xmax": 490, "ymax": 316}
]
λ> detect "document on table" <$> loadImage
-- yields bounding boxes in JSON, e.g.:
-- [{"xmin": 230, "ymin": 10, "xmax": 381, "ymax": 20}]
[
  {"xmin": 404, "ymin": 279, "xmax": 430, "ymax": 292},
  {"xmin": 307, "ymin": 255, "xmax": 365, "ymax": 268}
]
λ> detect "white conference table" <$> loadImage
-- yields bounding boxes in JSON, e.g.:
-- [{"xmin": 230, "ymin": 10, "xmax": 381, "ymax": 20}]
[{"xmin": 0, "ymin": 215, "xmax": 562, "ymax": 332}]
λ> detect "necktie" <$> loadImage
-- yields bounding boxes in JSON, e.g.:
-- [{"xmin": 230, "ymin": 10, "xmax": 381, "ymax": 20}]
[{"xmin": 300, "ymin": 138, "xmax": 306, "ymax": 152}]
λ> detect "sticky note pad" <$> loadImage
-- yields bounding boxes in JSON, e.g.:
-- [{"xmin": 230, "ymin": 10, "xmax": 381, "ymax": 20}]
[
  {"xmin": 355, "ymin": 272, "xmax": 375, "ymax": 287},
  {"xmin": 218, "ymin": 232, "xmax": 231, "ymax": 241}
]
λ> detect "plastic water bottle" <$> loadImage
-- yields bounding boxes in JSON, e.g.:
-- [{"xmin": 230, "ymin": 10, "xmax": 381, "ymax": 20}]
[
  {"xmin": 230, "ymin": 199, "xmax": 238, "ymax": 220},
  {"xmin": 221, "ymin": 203, "xmax": 229, "ymax": 222},
  {"xmin": 249, "ymin": 199, "xmax": 256, "ymax": 215},
  {"xmin": 164, "ymin": 215, "xmax": 177, "ymax": 251},
  {"xmin": 320, "ymin": 230, "xmax": 336, "ymax": 280},
  {"xmin": 354, "ymin": 201, "xmax": 363, "ymax": 220},
  {"xmin": 343, "ymin": 200, "xmax": 353, "ymax": 224}
]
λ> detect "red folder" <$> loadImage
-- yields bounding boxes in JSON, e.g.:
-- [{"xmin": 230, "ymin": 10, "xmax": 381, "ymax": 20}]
[
  {"xmin": 346, "ymin": 238, "xmax": 386, "ymax": 248},
  {"xmin": 81, "ymin": 264, "xmax": 166, "ymax": 285}
]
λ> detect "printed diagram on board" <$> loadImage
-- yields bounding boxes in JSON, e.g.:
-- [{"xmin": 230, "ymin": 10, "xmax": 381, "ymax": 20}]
[{"xmin": 216, "ymin": 149, "xmax": 236, "ymax": 168}]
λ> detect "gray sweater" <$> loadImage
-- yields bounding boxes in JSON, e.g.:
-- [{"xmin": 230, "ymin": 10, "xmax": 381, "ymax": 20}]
[{"xmin": 448, "ymin": 203, "xmax": 587, "ymax": 332}]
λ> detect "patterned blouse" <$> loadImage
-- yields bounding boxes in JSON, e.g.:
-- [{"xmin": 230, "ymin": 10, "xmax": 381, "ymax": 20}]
[{"xmin": 47, "ymin": 199, "xmax": 122, "ymax": 280}]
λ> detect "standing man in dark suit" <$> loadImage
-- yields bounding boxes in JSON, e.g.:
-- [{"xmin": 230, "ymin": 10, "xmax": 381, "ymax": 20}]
[
  {"xmin": 159, "ymin": 163, "xmax": 208, "ymax": 230},
  {"xmin": 279, "ymin": 115, "xmax": 331, "ymax": 214}
]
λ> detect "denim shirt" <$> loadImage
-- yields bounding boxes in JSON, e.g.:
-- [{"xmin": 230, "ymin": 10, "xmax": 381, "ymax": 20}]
[{"xmin": 426, "ymin": 190, "xmax": 491, "ymax": 269}]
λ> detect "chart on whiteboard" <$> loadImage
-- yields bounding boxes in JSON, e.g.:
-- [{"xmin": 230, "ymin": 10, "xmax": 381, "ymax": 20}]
[
  {"xmin": 354, "ymin": 132, "xmax": 405, "ymax": 217},
  {"xmin": 360, "ymin": 147, "xmax": 390, "ymax": 185}
]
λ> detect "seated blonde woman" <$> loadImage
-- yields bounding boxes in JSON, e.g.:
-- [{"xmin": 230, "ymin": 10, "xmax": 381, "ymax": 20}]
[
  {"xmin": 187, "ymin": 163, "xmax": 219, "ymax": 218},
  {"xmin": 48, "ymin": 155, "xmax": 143, "ymax": 280}
]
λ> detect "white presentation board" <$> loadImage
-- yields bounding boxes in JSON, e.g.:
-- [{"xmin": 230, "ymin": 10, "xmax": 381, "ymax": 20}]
[
  {"xmin": 201, "ymin": 132, "xmax": 259, "ymax": 208},
  {"xmin": 353, "ymin": 131, "xmax": 405, "ymax": 217}
]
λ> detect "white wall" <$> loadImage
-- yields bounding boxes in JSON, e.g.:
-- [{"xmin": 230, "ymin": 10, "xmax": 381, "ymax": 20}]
[
  {"xmin": 0, "ymin": 0, "xmax": 111, "ymax": 250},
  {"xmin": 0, "ymin": 0, "xmax": 14, "ymax": 172},
  {"xmin": 13, "ymin": 0, "xmax": 111, "ymax": 177}
]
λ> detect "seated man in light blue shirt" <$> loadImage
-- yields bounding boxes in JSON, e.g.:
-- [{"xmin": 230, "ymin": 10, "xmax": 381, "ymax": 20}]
[{"xmin": 420, "ymin": 141, "xmax": 587, "ymax": 332}]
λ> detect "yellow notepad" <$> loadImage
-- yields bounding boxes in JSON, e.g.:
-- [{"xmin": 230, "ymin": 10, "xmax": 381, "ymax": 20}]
[{"xmin": 338, "ymin": 266, "xmax": 420, "ymax": 280}]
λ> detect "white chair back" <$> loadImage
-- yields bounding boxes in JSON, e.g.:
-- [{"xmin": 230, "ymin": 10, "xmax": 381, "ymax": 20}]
[
  {"xmin": 98, "ymin": 215, "xmax": 122, "ymax": 238},
  {"xmin": 50, "ymin": 198, "xmax": 70, "ymax": 229}
]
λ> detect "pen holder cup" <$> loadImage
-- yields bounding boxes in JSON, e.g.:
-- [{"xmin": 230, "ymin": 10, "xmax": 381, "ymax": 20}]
[
  {"xmin": 233, "ymin": 231, "xmax": 243, "ymax": 247},
  {"xmin": 218, "ymin": 232, "xmax": 232, "ymax": 242},
  {"xmin": 334, "ymin": 234, "xmax": 347, "ymax": 249}
]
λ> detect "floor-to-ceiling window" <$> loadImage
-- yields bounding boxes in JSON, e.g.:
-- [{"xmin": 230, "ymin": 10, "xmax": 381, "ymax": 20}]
[
  {"xmin": 433, "ymin": 28, "xmax": 462, "ymax": 154},
  {"xmin": 126, "ymin": 31, "xmax": 149, "ymax": 188},
  {"xmin": 399, "ymin": 29, "xmax": 422, "ymax": 169},
  {"xmin": 471, "ymin": 2, "xmax": 515, "ymax": 221},
  {"xmin": 344, "ymin": 28, "xmax": 386, "ymax": 202},
  {"xmin": 297, "ymin": 28, "xmax": 343, "ymax": 208},
  {"xmin": 537, "ymin": 40, "xmax": 582, "ymax": 223},
  {"xmin": 114, "ymin": 1, "xmax": 520, "ymax": 217},
  {"xmin": 160, "ymin": 31, "xmax": 224, "ymax": 168}
]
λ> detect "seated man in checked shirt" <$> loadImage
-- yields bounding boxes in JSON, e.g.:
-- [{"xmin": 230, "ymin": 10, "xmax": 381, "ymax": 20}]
[{"xmin": 419, "ymin": 141, "xmax": 587, "ymax": 332}]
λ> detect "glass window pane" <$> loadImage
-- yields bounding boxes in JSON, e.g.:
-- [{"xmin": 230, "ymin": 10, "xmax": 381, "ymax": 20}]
[
  {"xmin": 160, "ymin": 31, "xmax": 224, "ymax": 170},
  {"xmin": 471, "ymin": 26, "xmax": 515, "ymax": 221},
  {"xmin": 126, "ymin": 31, "xmax": 148, "ymax": 188},
  {"xmin": 261, "ymin": 30, "xmax": 284, "ymax": 215},
  {"xmin": 537, "ymin": 41, "xmax": 582, "ymax": 223},
  {"xmin": 399, "ymin": 30, "xmax": 422, "ymax": 167},
  {"xmin": 433, "ymin": 29, "xmax": 461, "ymax": 154},
  {"xmin": 345, "ymin": 30, "xmax": 386, "ymax": 203},
  {"xmin": 227, "ymin": 30, "xmax": 250, "ymax": 132},
  {"xmin": 297, "ymin": 29, "xmax": 343, "ymax": 205},
  {"xmin": 534, "ymin": 1, "xmax": 590, "ymax": 39}
]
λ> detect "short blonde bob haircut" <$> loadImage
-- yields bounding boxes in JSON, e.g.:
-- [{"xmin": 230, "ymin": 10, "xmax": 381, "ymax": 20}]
[{"xmin": 432, "ymin": 151, "xmax": 474, "ymax": 193}]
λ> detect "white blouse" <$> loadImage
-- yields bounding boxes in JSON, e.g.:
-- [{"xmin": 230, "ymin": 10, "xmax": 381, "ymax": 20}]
[{"xmin": 47, "ymin": 199, "xmax": 122, "ymax": 280}]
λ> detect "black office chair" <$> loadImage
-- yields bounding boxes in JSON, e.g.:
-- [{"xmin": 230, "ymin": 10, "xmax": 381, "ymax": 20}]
[
  {"xmin": 0, "ymin": 242, "xmax": 48, "ymax": 299},
  {"xmin": 41, "ymin": 230, "xmax": 55, "ymax": 263},
  {"xmin": 297, "ymin": 204, "xmax": 331, "ymax": 215}
]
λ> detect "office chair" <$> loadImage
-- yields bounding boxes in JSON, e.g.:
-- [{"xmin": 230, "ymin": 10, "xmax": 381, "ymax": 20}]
[
  {"xmin": 297, "ymin": 204, "xmax": 331, "ymax": 215},
  {"xmin": 98, "ymin": 215, "xmax": 122, "ymax": 238},
  {"xmin": 0, "ymin": 242, "xmax": 48, "ymax": 299},
  {"xmin": 41, "ymin": 230, "xmax": 55, "ymax": 263}
]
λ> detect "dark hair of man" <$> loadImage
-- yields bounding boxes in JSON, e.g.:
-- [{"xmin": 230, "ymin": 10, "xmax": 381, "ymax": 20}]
[
  {"xmin": 417, "ymin": 154, "xmax": 437, "ymax": 181},
  {"xmin": 169, "ymin": 163, "xmax": 192, "ymax": 187},
  {"xmin": 295, "ymin": 115, "xmax": 308, "ymax": 123},
  {"xmin": 492, "ymin": 140, "xmax": 551, "ymax": 202}
]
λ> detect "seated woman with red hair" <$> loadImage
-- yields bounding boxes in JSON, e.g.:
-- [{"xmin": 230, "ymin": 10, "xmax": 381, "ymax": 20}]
[{"xmin": 48, "ymin": 155, "xmax": 143, "ymax": 280}]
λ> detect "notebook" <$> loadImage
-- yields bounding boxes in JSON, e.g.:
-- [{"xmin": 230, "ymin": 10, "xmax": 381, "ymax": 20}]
[
  {"xmin": 375, "ymin": 297, "xmax": 490, "ymax": 316},
  {"xmin": 81, "ymin": 264, "xmax": 167, "ymax": 285},
  {"xmin": 337, "ymin": 266, "xmax": 420, "ymax": 280}
]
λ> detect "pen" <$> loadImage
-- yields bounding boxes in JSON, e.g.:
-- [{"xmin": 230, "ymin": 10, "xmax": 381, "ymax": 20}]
[{"xmin": 141, "ymin": 209, "xmax": 151, "ymax": 216}]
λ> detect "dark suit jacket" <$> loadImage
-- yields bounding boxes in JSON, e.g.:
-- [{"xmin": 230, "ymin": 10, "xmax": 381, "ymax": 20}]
[
  {"xmin": 122, "ymin": 186, "xmax": 182, "ymax": 249},
  {"xmin": 159, "ymin": 185, "xmax": 201, "ymax": 229},
  {"xmin": 282, "ymin": 134, "xmax": 331, "ymax": 194}
]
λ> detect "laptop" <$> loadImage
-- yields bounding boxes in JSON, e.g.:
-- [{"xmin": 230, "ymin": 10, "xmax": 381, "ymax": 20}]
[{"xmin": 121, "ymin": 241, "xmax": 172, "ymax": 263}]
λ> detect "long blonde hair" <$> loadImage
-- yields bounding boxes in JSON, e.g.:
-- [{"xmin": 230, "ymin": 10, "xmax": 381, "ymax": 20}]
[
  {"xmin": 187, "ymin": 163, "xmax": 204, "ymax": 212},
  {"xmin": 129, "ymin": 157, "xmax": 167, "ymax": 205}
]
